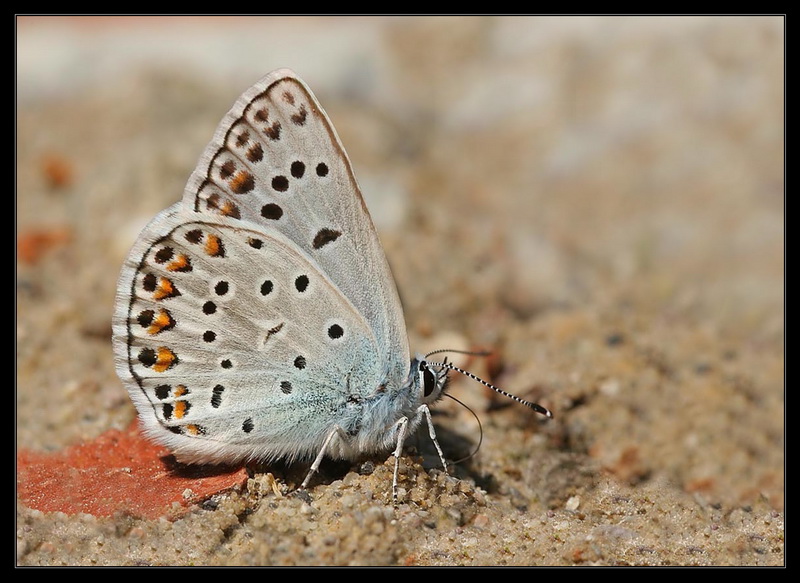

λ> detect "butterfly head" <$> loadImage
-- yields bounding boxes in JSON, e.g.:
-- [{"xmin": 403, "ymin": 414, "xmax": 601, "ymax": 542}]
[{"xmin": 413, "ymin": 357, "xmax": 451, "ymax": 406}]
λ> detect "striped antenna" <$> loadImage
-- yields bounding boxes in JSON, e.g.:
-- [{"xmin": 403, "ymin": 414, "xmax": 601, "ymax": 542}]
[{"xmin": 423, "ymin": 354, "xmax": 553, "ymax": 419}]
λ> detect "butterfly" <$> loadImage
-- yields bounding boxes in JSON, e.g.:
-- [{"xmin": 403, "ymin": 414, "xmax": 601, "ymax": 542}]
[{"xmin": 112, "ymin": 69, "xmax": 551, "ymax": 504}]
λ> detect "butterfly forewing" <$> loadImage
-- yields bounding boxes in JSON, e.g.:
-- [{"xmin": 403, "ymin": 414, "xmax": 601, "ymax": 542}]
[{"xmin": 183, "ymin": 70, "xmax": 409, "ymax": 381}]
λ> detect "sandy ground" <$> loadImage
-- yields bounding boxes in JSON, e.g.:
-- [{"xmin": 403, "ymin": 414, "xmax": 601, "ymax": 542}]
[{"xmin": 16, "ymin": 16, "xmax": 783, "ymax": 566}]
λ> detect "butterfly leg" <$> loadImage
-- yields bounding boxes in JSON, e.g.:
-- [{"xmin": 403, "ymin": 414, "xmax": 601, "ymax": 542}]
[
  {"xmin": 417, "ymin": 404, "xmax": 448, "ymax": 476},
  {"xmin": 300, "ymin": 424, "xmax": 350, "ymax": 492},
  {"xmin": 390, "ymin": 405, "xmax": 448, "ymax": 505},
  {"xmin": 390, "ymin": 416, "xmax": 410, "ymax": 506}
]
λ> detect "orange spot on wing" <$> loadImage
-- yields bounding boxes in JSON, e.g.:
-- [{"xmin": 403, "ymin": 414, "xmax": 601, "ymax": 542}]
[
  {"xmin": 166, "ymin": 254, "xmax": 191, "ymax": 272},
  {"xmin": 148, "ymin": 309, "xmax": 174, "ymax": 334},
  {"xmin": 174, "ymin": 401, "xmax": 188, "ymax": 419},
  {"xmin": 153, "ymin": 277, "xmax": 179, "ymax": 300},
  {"xmin": 153, "ymin": 347, "xmax": 177, "ymax": 373},
  {"xmin": 220, "ymin": 201, "xmax": 240, "ymax": 218},
  {"xmin": 229, "ymin": 170, "xmax": 254, "ymax": 194},
  {"xmin": 205, "ymin": 234, "xmax": 222, "ymax": 257}
]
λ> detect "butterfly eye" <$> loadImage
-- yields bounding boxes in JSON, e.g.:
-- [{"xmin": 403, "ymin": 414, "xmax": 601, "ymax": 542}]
[{"xmin": 420, "ymin": 361, "xmax": 437, "ymax": 397}]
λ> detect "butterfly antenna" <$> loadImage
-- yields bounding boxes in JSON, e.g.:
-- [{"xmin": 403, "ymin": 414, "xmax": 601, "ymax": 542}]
[
  {"xmin": 425, "ymin": 348, "xmax": 492, "ymax": 359},
  {"xmin": 444, "ymin": 393, "xmax": 483, "ymax": 463},
  {"xmin": 425, "ymin": 359, "xmax": 553, "ymax": 419}
]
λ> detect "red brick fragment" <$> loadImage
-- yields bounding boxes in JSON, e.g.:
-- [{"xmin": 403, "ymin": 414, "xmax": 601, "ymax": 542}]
[{"xmin": 17, "ymin": 422, "xmax": 248, "ymax": 519}]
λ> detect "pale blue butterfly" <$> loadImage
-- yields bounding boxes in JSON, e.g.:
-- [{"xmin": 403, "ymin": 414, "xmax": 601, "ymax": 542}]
[{"xmin": 112, "ymin": 69, "xmax": 552, "ymax": 503}]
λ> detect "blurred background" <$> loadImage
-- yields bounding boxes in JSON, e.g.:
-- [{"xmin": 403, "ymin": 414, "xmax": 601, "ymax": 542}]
[{"xmin": 17, "ymin": 16, "xmax": 783, "ymax": 565}]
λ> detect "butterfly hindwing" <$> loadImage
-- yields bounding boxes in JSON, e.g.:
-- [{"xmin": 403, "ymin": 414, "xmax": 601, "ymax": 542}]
[{"xmin": 113, "ymin": 204, "xmax": 386, "ymax": 463}]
